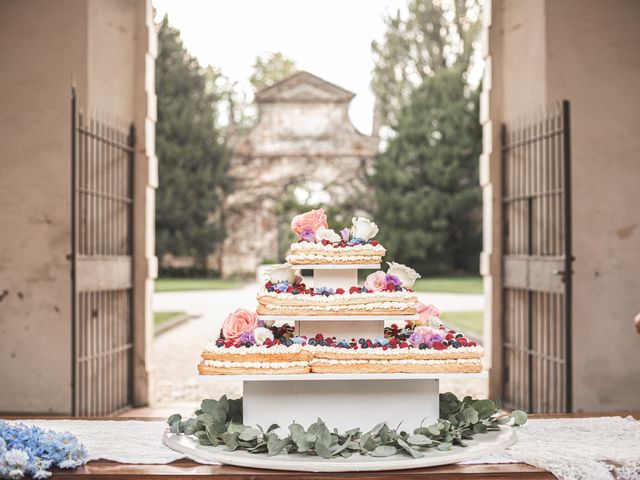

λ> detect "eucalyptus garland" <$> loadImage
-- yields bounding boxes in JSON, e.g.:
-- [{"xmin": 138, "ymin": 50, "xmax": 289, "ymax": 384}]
[{"xmin": 167, "ymin": 393, "xmax": 527, "ymax": 459}]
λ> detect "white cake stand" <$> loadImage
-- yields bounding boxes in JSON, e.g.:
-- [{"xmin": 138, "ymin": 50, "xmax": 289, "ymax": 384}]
[{"xmin": 163, "ymin": 426, "xmax": 515, "ymax": 472}]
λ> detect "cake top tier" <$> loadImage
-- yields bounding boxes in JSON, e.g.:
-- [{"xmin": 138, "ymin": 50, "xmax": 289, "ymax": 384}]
[{"xmin": 286, "ymin": 209, "xmax": 387, "ymax": 265}]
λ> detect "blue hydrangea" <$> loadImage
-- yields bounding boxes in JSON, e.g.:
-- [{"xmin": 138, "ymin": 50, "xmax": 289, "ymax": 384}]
[
  {"xmin": 373, "ymin": 337, "xmax": 390, "ymax": 346},
  {"xmin": 313, "ymin": 287, "xmax": 335, "ymax": 296},
  {"xmin": 0, "ymin": 421, "xmax": 88, "ymax": 479},
  {"xmin": 289, "ymin": 336, "xmax": 306, "ymax": 344},
  {"xmin": 273, "ymin": 281, "xmax": 290, "ymax": 292},
  {"xmin": 347, "ymin": 237, "xmax": 366, "ymax": 246}
]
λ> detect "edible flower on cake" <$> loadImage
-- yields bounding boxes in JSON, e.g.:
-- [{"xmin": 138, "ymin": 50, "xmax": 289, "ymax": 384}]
[{"xmin": 386, "ymin": 262, "xmax": 421, "ymax": 288}]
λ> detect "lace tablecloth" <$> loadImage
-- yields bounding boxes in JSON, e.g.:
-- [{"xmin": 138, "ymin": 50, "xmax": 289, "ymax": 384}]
[{"xmin": 9, "ymin": 416, "xmax": 640, "ymax": 480}]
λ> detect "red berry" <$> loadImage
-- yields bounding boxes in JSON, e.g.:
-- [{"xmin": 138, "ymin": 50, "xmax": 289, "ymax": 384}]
[
  {"xmin": 315, "ymin": 333, "xmax": 324, "ymax": 340},
  {"xmin": 382, "ymin": 346, "xmax": 388, "ymax": 350},
  {"xmin": 265, "ymin": 281, "xmax": 272, "ymax": 288},
  {"xmin": 400, "ymin": 342, "xmax": 409, "ymax": 348},
  {"xmin": 321, "ymin": 239, "xmax": 330, "ymax": 246},
  {"xmin": 349, "ymin": 286, "xmax": 359, "ymax": 294},
  {"xmin": 468, "ymin": 341, "xmax": 477, "ymax": 347},
  {"xmin": 302, "ymin": 342, "xmax": 307, "ymax": 346},
  {"xmin": 458, "ymin": 338, "xmax": 468, "ymax": 346},
  {"xmin": 333, "ymin": 244, "xmax": 339, "ymax": 248},
  {"xmin": 445, "ymin": 333, "xmax": 454, "ymax": 341},
  {"xmin": 370, "ymin": 240, "xmax": 379, "ymax": 246},
  {"xmin": 287, "ymin": 286, "xmax": 294, "ymax": 293},
  {"xmin": 432, "ymin": 341, "xmax": 446, "ymax": 350},
  {"xmin": 353, "ymin": 345, "xmax": 358, "ymax": 350},
  {"xmin": 336, "ymin": 288, "xmax": 345, "ymax": 294}
]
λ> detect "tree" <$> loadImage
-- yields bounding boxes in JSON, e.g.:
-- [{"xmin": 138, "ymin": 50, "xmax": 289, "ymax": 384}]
[
  {"xmin": 155, "ymin": 15, "xmax": 232, "ymax": 273},
  {"xmin": 371, "ymin": 0, "xmax": 481, "ymax": 128},
  {"xmin": 372, "ymin": 67, "xmax": 482, "ymax": 274},
  {"xmin": 249, "ymin": 52, "xmax": 297, "ymax": 91}
]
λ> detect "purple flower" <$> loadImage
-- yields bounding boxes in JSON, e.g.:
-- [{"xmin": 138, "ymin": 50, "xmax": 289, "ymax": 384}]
[
  {"xmin": 257, "ymin": 319, "xmax": 266, "ymax": 328},
  {"xmin": 408, "ymin": 326, "xmax": 443, "ymax": 348},
  {"xmin": 340, "ymin": 227, "xmax": 350, "ymax": 242},
  {"xmin": 300, "ymin": 228, "xmax": 316, "ymax": 242},
  {"xmin": 236, "ymin": 330, "xmax": 256, "ymax": 345},
  {"xmin": 385, "ymin": 273, "xmax": 402, "ymax": 289}
]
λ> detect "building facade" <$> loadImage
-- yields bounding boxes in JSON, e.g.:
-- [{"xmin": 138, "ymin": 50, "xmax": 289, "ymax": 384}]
[{"xmin": 220, "ymin": 71, "xmax": 378, "ymax": 277}]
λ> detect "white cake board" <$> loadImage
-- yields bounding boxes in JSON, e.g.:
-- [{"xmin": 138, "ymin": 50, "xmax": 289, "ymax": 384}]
[
  {"xmin": 163, "ymin": 425, "xmax": 516, "ymax": 472},
  {"xmin": 244, "ymin": 378, "xmax": 439, "ymax": 432}
]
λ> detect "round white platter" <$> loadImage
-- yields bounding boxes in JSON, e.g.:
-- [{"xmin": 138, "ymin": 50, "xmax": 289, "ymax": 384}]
[{"xmin": 163, "ymin": 426, "xmax": 515, "ymax": 472}]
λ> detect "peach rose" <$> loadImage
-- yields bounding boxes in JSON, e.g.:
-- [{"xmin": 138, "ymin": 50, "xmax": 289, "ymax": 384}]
[
  {"xmin": 364, "ymin": 271, "xmax": 387, "ymax": 292},
  {"xmin": 291, "ymin": 209, "xmax": 328, "ymax": 236},
  {"xmin": 221, "ymin": 309, "xmax": 258, "ymax": 342},
  {"xmin": 415, "ymin": 303, "xmax": 442, "ymax": 327}
]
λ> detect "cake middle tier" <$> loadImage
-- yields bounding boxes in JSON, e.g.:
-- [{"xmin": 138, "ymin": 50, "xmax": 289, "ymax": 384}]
[
  {"xmin": 286, "ymin": 241, "xmax": 386, "ymax": 265},
  {"xmin": 256, "ymin": 290, "xmax": 418, "ymax": 316}
]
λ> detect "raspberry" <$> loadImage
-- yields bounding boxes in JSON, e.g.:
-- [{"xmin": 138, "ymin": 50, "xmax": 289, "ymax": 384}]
[
  {"xmin": 468, "ymin": 341, "xmax": 477, "ymax": 347},
  {"xmin": 382, "ymin": 346, "xmax": 388, "ymax": 350},
  {"xmin": 336, "ymin": 288, "xmax": 345, "ymax": 294},
  {"xmin": 315, "ymin": 333, "xmax": 324, "ymax": 340},
  {"xmin": 321, "ymin": 239, "xmax": 330, "ymax": 246},
  {"xmin": 286, "ymin": 286, "xmax": 294, "ymax": 293},
  {"xmin": 349, "ymin": 286, "xmax": 359, "ymax": 294},
  {"xmin": 265, "ymin": 281, "xmax": 272, "ymax": 288},
  {"xmin": 432, "ymin": 341, "xmax": 446, "ymax": 350},
  {"xmin": 391, "ymin": 324, "xmax": 398, "ymax": 330},
  {"xmin": 445, "ymin": 333, "xmax": 454, "ymax": 341},
  {"xmin": 370, "ymin": 240, "xmax": 379, "ymax": 246},
  {"xmin": 400, "ymin": 342, "xmax": 409, "ymax": 348},
  {"xmin": 458, "ymin": 338, "xmax": 468, "ymax": 346}
]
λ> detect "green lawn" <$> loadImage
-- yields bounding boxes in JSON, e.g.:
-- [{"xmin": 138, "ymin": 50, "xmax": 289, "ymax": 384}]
[
  {"xmin": 155, "ymin": 278, "xmax": 242, "ymax": 292},
  {"xmin": 413, "ymin": 276, "xmax": 482, "ymax": 294},
  {"xmin": 154, "ymin": 310, "xmax": 186, "ymax": 327},
  {"xmin": 440, "ymin": 310, "xmax": 483, "ymax": 336}
]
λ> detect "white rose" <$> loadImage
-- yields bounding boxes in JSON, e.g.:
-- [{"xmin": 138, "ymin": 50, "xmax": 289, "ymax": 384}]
[
  {"xmin": 387, "ymin": 262, "xmax": 421, "ymax": 288},
  {"xmin": 315, "ymin": 227, "xmax": 341, "ymax": 243},
  {"xmin": 254, "ymin": 327, "xmax": 274, "ymax": 345},
  {"xmin": 266, "ymin": 263, "xmax": 296, "ymax": 283},
  {"xmin": 427, "ymin": 316, "xmax": 443, "ymax": 328},
  {"xmin": 351, "ymin": 217, "xmax": 379, "ymax": 241}
]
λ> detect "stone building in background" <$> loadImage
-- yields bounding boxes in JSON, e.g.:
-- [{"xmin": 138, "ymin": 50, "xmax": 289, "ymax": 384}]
[{"xmin": 219, "ymin": 71, "xmax": 379, "ymax": 277}]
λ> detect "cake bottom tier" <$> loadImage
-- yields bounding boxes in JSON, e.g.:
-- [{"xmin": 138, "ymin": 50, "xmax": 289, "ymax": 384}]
[
  {"xmin": 198, "ymin": 362, "xmax": 310, "ymax": 375},
  {"xmin": 310, "ymin": 358, "xmax": 482, "ymax": 374},
  {"xmin": 256, "ymin": 306, "xmax": 416, "ymax": 316}
]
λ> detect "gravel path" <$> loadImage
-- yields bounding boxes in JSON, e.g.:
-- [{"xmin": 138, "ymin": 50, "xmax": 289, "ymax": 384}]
[{"xmin": 151, "ymin": 284, "xmax": 488, "ymax": 408}]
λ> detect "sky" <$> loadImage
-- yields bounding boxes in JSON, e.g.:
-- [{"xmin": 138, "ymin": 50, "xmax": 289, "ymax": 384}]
[{"xmin": 153, "ymin": 0, "xmax": 408, "ymax": 135}]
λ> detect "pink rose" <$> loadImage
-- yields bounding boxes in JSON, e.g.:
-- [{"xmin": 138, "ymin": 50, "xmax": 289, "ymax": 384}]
[
  {"xmin": 221, "ymin": 309, "xmax": 258, "ymax": 342},
  {"xmin": 291, "ymin": 209, "xmax": 328, "ymax": 237},
  {"xmin": 364, "ymin": 271, "xmax": 387, "ymax": 292},
  {"xmin": 417, "ymin": 303, "xmax": 440, "ymax": 325}
]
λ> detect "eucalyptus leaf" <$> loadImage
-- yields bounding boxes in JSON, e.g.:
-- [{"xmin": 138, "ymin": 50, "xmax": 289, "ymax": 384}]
[
  {"xmin": 407, "ymin": 434, "xmax": 432, "ymax": 446},
  {"xmin": 219, "ymin": 395, "xmax": 229, "ymax": 414},
  {"xmin": 167, "ymin": 413, "xmax": 182, "ymax": 426},
  {"xmin": 371, "ymin": 445, "xmax": 397, "ymax": 457},
  {"xmin": 397, "ymin": 438, "xmax": 424, "ymax": 459},
  {"xmin": 169, "ymin": 420, "xmax": 181, "ymax": 434},
  {"xmin": 330, "ymin": 435, "xmax": 352, "ymax": 456},
  {"xmin": 267, "ymin": 435, "xmax": 289, "ymax": 456},
  {"xmin": 183, "ymin": 418, "xmax": 197, "ymax": 436},
  {"xmin": 462, "ymin": 407, "xmax": 479, "ymax": 425},
  {"xmin": 437, "ymin": 442, "xmax": 452, "ymax": 451},
  {"xmin": 511, "ymin": 410, "xmax": 528, "ymax": 426},
  {"xmin": 227, "ymin": 422, "xmax": 245, "ymax": 434},
  {"xmin": 200, "ymin": 399, "xmax": 218, "ymax": 414},
  {"xmin": 239, "ymin": 427, "xmax": 261, "ymax": 442},
  {"xmin": 267, "ymin": 424, "xmax": 280, "ymax": 433},
  {"xmin": 314, "ymin": 438, "xmax": 332, "ymax": 459}
]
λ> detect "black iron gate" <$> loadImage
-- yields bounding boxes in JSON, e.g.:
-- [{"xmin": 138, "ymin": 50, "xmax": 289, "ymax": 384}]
[
  {"xmin": 500, "ymin": 100, "xmax": 573, "ymax": 413},
  {"xmin": 71, "ymin": 89, "xmax": 135, "ymax": 416}
]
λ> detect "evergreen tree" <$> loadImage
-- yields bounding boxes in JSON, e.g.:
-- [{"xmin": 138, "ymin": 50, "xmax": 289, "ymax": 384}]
[
  {"xmin": 371, "ymin": 0, "xmax": 481, "ymax": 128},
  {"xmin": 249, "ymin": 52, "xmax": 297, "ymax": 91},
  {"xmin": 373, "ymin": 67, "xmax": 482, "ymax": 274},
  {"xmin": 155, "ymin": 15, "xmax": 231, "ymax": 273}
]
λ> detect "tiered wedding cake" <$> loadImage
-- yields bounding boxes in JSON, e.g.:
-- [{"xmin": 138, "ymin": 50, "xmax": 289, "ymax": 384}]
[{"xmin": 198, "ymin": 209, "xmax": 483, "ymax": 376}]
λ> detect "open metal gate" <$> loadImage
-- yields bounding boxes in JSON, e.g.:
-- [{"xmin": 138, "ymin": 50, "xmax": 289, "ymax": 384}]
[
  {"xmin": 500, "ymin": 100, "xmax": 573, "ymax": 413},
  {"xmin": 71, "ymin": 89, "xmax": 135, "ymax": 416}
]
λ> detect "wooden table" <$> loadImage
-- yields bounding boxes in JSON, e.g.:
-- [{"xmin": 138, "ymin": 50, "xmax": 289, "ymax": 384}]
[{"xmin": 6, "ymin": 412, "xmax": 638, "ymax": 479}]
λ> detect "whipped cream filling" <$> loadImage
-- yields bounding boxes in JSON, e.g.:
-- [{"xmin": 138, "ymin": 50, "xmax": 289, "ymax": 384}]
[
  {"xmin": 203, "ymin": 343, "xmax": 303, "ymax": 354},
  {"xmin": 290, "ymin": 242, "xmax": 385, "ymax": 253},
  {"xmin": 311, "ymin": 358, "xmax": 481, "ymax": 365},
  {"xmin": 286, "ymin": 254, "xmax": 383, "ymax": 263},
  {"xmin": 258, "ymin": 290, "xmax": 417, "ymax": 303},
  {"xmin": 261, "ymin": 302, "xmax": 412, "ymax": 312},
  {"xmin": 305, "ymin": 345, "xmax": 484, "ymax": 356},
  {"xmin": 203, "ymin": 360, "xmax": 307, "ymax": 369}
]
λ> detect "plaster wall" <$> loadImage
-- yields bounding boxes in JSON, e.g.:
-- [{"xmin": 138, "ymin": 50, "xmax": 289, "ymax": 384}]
[
  {"xmin": 0, "ymin": 0, "xmax": 155, "ymax": 413},
  {"xmin": 485, "ymin": 0, "xmax": 640, "ymax": 411},
  {"xmin": 0, "ymin": 0, "xmax": 87, "ymax": 414},
  {"xmin": 545, "ymin": 0, "xmax": 640, "ymax": 411}
]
